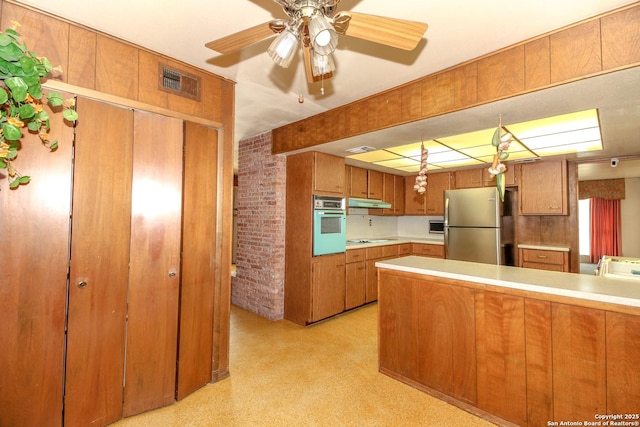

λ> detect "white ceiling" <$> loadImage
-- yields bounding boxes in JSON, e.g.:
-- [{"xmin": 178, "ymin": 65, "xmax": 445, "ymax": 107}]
[{"xmin": 15, "ymin": 0, "xmax": 640, "ymax": 180}]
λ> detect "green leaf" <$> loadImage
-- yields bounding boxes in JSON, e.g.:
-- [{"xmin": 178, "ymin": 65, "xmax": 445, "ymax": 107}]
[
  {"xmin": 28, "ymin": 83, "xmax": 43, "ymax": 100},
  {"xmin": 2, "ymin": 122, "xmax": 23, "ymax": 140},
  {"xmin": 4, "ymin": 28, "xmax": 20, "ymax": 39},
  {"xmin": 47, "ymin": 92, "xmax": 64, "ymax": 107},
  {"xmin": 27, "ymin": 120, "xmax": 41, "ymax": 131},
  {"xmin": 0, "ymin": 89, "xmax": 7, "ymax": 104},
  {"xmin": 63, "ymin": 109, "xmax": 78, "ymax": 121},
  {"xmin": 0, "ymin": 41, "xmax": 24, "ymax": 61},
  {"xmin": 18, "ymin": 104, "xmax": 35, "ymax": 120},
  {"xmin": 496, "ymin": 172, "xmax": 505, "ymax": 202},
  {"xmin": 41, "ymin": 57, "xmax": 53, "ymax": 73},
  {"xmin": 9, "ymin": 179, "xmax": 20, "ymax": 189},
  {"xmin": 491, "ymin": 127, "xmax": 501, "ymax": 147},
  {"xmin": 19, "ymin": 175, "xmax": 30, "ymax": 184},
  {"xmin": 499, "ymin": 151, "xmax": 510, "ymax": 161},
  {"xmin": 0, "ymin": 33, "xmax": 13, "ymax": 46},
  {"xmin": 36, "ymin": 110, "xmax": 50, "ymax": 121},
  {"xmin": 0, "ymin": 159, "xmax": 6, "ymax": 169},
  {"xmin": 19, "ymin": 56, "xmax": 35, "ymax": 73},
  {"xmin": 5, "ymin": 76, "xmax": 28, "ymax": 102},
  {"xmin": 49, "ymin": 140, "xmax": 58, "ymax": 150}
]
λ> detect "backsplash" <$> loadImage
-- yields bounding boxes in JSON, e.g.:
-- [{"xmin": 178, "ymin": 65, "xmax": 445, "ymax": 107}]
[{"xmin": 346, "ymin": 211, "xmax": 444, "ymax": 240}]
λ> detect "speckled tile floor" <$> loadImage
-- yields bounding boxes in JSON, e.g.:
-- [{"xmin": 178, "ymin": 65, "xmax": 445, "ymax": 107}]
[{"xmin": 112, "ymin": 304, "xmax": 494, "ymax": 427}]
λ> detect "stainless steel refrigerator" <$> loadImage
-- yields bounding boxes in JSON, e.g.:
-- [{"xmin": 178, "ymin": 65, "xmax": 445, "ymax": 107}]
[{"xmin": 444, "ymin": 187, "xmax": 514, "ymax": 265}]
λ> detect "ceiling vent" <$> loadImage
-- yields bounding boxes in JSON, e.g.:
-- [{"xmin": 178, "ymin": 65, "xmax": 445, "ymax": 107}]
[
  {"xmin": 346, "ymin": 146, "xmax": 377, "ymax": 154},
  {"xmin": 158, "ymin": 63, "xmax": 201, "ymax": 101}
]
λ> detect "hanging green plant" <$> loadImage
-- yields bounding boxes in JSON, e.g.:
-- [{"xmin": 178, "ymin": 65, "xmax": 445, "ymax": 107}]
[{"xmin": 0, "ymin": 21, "xmax": 78, "ymax": 189}]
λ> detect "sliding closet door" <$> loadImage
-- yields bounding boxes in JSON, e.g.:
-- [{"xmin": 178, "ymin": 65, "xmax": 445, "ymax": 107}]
[
  {"xmin": 176, "ymin": 122, "xmax": 219, "ymax": 399},
  {"xmin": 0, "ymin": 92, "xmax": 75, "ymax": 427},
  {"xmin": 65, "ymin": 98, "xmax": 134, "ymax": 427},
  {"xmin": 123, "ymin": 111, "xmax": 183, "ymax": 416}
]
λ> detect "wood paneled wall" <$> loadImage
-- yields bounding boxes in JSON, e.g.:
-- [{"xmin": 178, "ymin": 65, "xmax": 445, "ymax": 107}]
[{"xmin": 272, "ymin": 3, "xmax": 640, "ymax": 154}]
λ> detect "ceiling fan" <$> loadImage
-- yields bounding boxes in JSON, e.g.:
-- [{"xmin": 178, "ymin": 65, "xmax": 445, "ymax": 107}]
[{"xmin": 205, "ymin": 0, "xmax": 428, "ymax": 85}]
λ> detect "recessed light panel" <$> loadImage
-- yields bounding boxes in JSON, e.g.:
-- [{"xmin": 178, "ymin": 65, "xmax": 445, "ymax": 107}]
[{"xmin": 345, "ymin": 109, "xmax": 602, "ymax": 173}]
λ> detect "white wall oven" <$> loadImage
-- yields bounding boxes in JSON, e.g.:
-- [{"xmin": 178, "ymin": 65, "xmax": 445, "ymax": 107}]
[{"xmin": 313, "ymin": 195, "xmax": 346, "ymax": 256}]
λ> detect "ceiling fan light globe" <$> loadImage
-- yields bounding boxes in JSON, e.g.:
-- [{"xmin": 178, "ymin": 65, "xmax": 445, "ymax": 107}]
[
  {"xmin": 309, "ymin": 14, "xmax": 338, "ymax": 55},
  {"xmin": 311, "ymin": 51, "xmax": 335, "ymax": 77},
  {"xmin": 267, "ymin": 29, "xmax": 299, "ymax": 68}
]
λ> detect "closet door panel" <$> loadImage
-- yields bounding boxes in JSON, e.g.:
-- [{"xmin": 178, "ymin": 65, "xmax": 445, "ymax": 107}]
[
  {"xmin": 65, "ymin": 98, "xmax": 134, "ymax": 427},
  {"xmin": 123, "ymin": 111, "xmax": 183, "ymax": 416},
  {"xmin": 176, "ymin": 122, "xmax": 218, "ymax": 399},
  {"xmin": 0, "ymin": 92, "xmax": 74, "ymax": 427}
]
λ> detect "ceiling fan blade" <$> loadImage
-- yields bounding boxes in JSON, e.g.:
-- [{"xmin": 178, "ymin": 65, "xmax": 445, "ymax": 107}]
[
  {"xmin": 205, "ymin": 22, "xmax": 276, "ymax": 55},
  {"xmin": 344, "ymin": 12, "xmax": 428, "ymax": 51},
  {"xmin": 302, "ymin": 44, "xmax": 333, "ymax": 84}
]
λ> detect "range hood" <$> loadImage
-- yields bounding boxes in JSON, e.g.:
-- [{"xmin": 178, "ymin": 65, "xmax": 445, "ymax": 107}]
[{"xmin": 348, "ymin": 197, "xmax": 392, "ymax": 209}]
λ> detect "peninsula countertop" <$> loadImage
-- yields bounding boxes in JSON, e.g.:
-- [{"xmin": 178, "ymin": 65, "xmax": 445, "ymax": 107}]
[{"xmin": 375, "ymin": 255, "xmax": 640, "ymax": 309}]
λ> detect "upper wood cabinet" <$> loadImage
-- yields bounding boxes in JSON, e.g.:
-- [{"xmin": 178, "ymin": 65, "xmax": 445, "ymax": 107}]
[
  {"xmin": 372, "ymin": 173, "xmax": 405, "ymax": 216},
  {"xmin": 367, "ymin": 170, "xmax": 383, "ymax": 199},
  {"xmin": 349, "ymin": 166, "xmax": 368, "ymax": 198},
  {"xmin": 404, "ymin": 175, "xmax": 426, "ymax": 215},
  {"xmin": 426, "ymin": 172, "xmax": 452, "ymax": 215},
  {"xmin": 314, "ymin": 152, "xmax": 345, "ymax": 195},
  {"xmin": 519, "ymin": 160, "xmax": 568, "ymax": 215},
  {"xmin": 455, "ymin": 168, "xmax": 484, "ymax": 189}
]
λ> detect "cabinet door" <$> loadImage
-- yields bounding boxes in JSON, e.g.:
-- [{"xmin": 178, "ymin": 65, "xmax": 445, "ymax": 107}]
[
  {"xmin": 520, "ymin": 160, "xmax": 568, "ymax": 215},
  {"xmin": 314, "ymin": 152, "xmax": 345, "ymax": 195},
  {"xmin": 552, "ymin": 304, "xmax": 606, "ymax": 421},
  {"xmin": 476, "ymin": 292, "xmax": 527, "ymax": 425},
  {"xmin": 367, "ymin": 170, "xmax": 383, "ymax": 199},
  {"xmin": 349, "ymin": 166, "xmax": 368, "ymax": 197},
  {"xmin": 378, "ymin": 272, "xmax": 419, "ymax": 379},
  {"xmin": 346, "ymin": 261, "xmax": 366, "ymax": 310},
  {"xmin": 123, "ymin": 112, "xmax": 183, "ymax": 417},
  {"xmin": 311, "ymin": 254, "xmax": 346, "ymax": 322},
  {"xmin": 426, "ymin": 172, "xmax": 451, "ymax": 215},
  {"xmin": 393, "ymin": 174, "xmax": 405, "ymax": 215},
  {"xmin": 176, "ymin": 123, "xmax": 219, "ymax": 400},
  {"xmin": 65, "ymin": 98, "xmax": 134, "ymax": 427},
  {"xmin": 455, "ymin": 168, "xmax": 483, "ymax": 189},
  {"xmin": 606, "ymin": 312, "xmax": 640, "ymax": 413},
  {"xmin": 416, "ymin": 279, "xmax": 476, "ymax": 404},
  {"xmin": 404, "ymin": 175, "xmax": 426, "ymax": 214},
  {"xmin": 0, "ymin": 92, "xmax": 74, "ymax": 427}
]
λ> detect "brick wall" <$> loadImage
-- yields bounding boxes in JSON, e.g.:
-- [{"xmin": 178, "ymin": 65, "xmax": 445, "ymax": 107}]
[{"xmin": 232, "ymin": 131, "xmax": 286, "ymax": 320}]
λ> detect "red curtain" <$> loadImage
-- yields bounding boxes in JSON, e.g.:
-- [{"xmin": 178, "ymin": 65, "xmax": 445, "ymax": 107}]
[{"xmin": 589, "ymin": 198, "xmax": 622, "ymax": 263}]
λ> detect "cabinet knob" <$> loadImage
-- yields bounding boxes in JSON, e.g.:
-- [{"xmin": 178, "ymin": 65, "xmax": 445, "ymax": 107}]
[
  {"xmin": 77, "ymin": 280, "xmax": 88, "ymax": 288},
  {"xmin": 168, "ymin": 271, "xmax": 177, "ymax": 278}
]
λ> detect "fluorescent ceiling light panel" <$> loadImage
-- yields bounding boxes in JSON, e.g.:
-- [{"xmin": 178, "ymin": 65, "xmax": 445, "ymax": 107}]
[
  {"xmin": 374, "ymin": 158, "xmax": 420, "ymax": 168},
  {"xmin": 344, "ymin": 109, "xmax": 602, "ymax": 174}
]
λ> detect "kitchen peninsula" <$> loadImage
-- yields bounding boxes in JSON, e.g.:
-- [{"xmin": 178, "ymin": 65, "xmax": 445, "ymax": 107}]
[{"xmin": 375, "ymin": 256, "xmax": 640, "ymax": 426}]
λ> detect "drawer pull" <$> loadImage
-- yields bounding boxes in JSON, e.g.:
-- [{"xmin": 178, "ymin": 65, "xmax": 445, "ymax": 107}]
[{"xmin": 536, "ymin": 255, "xmax": 548, "ymax": 259}]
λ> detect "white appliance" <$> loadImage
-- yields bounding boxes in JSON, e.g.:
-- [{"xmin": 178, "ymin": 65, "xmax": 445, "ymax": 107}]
[{"xmin": 597, "ymin": 255, "xmax": 640, "ymax": 280}]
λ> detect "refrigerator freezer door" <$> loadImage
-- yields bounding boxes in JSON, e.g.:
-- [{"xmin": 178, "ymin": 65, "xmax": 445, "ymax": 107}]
[
  {"xmin": 445, "ymin": 187, "xmax": 500, "ymax": 228},
  {"xmin": 445, "ymin": 227, "xmax": 502, "ymax": 264}
]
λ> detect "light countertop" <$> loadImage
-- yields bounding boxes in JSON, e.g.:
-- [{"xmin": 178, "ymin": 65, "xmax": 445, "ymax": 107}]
[
  {"xmin": 376, "ymin": 256, "xmax": 640, "ymax": 308},
  {"xmin": 517, "ymin": 243, "xmax": 570, "ymax": 252},
  {"xmin": 346, "ymin": 236, "xmax": 444, "ymax": 250}
]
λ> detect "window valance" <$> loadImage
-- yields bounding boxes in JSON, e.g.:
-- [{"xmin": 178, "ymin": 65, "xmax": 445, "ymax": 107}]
[{"xmin": 578, "ymin": 178, "xmax": 625, "ymax": 200}]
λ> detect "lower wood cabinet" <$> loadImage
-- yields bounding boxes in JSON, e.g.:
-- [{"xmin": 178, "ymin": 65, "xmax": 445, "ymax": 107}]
[
  {"xmin": 311, "ymin": 254, "xmax": 346, "ymax": 322},
  {"xmin": 519, "ymin": 247, "xmax": 569, "ymax": 272},
  {"xmin": 412, "ymin": 243, "xmax": 444, "ymax": 258},
  {"xmin": 378, "ymin": 269, "xmax": 640, "ymax": 426},
  {"xmin": 346, "ymin": 249, "xmax": 366, "ymax": 310}
]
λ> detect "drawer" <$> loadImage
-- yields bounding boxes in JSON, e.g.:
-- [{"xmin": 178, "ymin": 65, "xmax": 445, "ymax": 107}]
[
  {"xmin": 521, "ymin": 249, "xmax": 565, "ymax": 265},
  {"xmin": 382, "ymin": 244, "xmax": 399, "ymax": 258},
  {"xmin": 522, "ymin": 261, "xmax": 564, "ymax": 272},
  {"xmin": 398, "ymin": 243, "xmax": 412, "ymax": 256},
  {"xmin": 366, "ymin": 246, "xmax": 384, "ymax": 260},
  {"xmin": 412, "ymin": 243, "xmax": 444, "ymax": 258},
  {"xmin": 346, "ymin": 248, "xmax": 366, "ymax": 263}
]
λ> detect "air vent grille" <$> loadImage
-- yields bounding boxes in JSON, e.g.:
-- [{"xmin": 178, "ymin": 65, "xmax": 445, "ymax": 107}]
[
  {"xmin": 346, "ymin": 146, "xmax": 377, "ymax": 154},
  {"xmin": 158, "ymin": 63, "xmax": 201, "ymax": 101}
]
